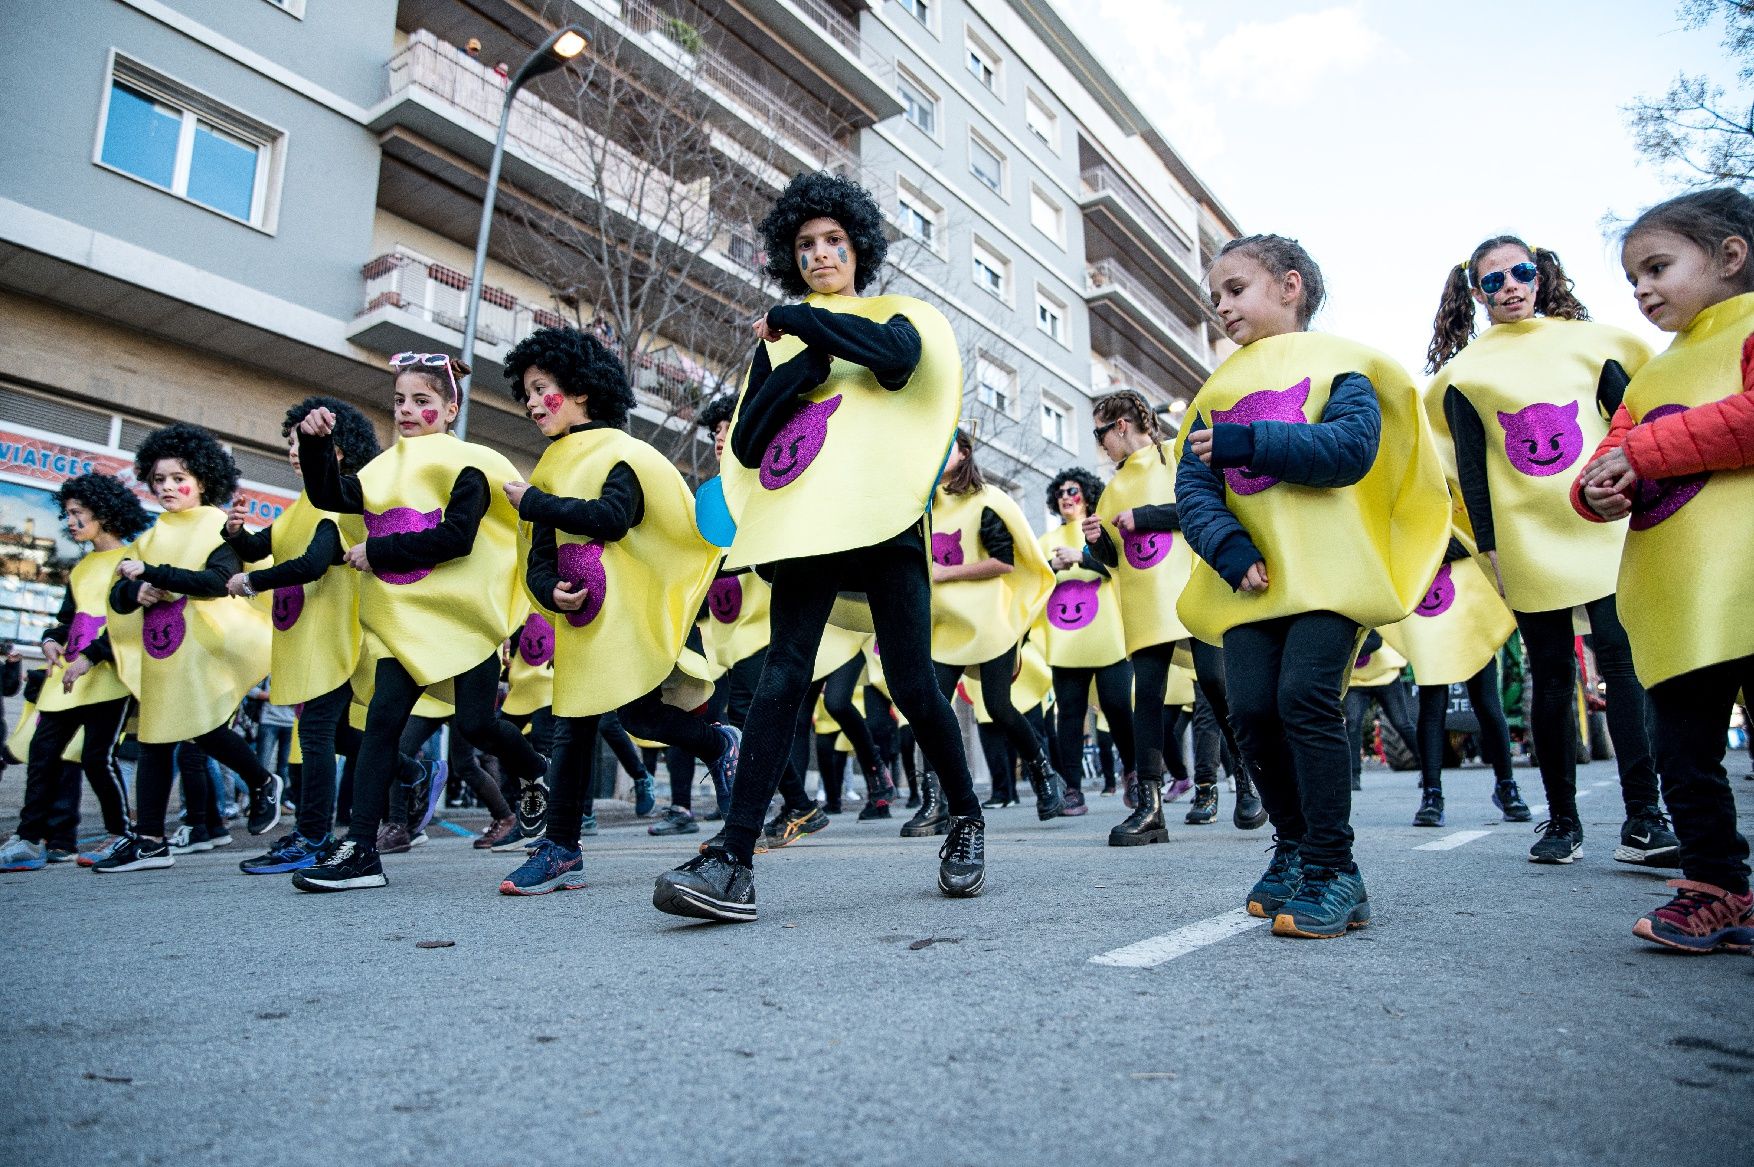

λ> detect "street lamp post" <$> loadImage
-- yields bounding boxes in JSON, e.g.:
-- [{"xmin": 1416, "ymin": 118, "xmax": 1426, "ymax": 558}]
[{"xmin": 455, "ymin": 24, "xmax": 589, "ymax": 439}]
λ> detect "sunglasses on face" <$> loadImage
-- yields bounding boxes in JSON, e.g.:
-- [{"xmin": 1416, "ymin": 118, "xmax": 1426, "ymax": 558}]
[
  {"xmin": 390, "ymin": 352, "xmax": 460, "ymax": 400},
  {"xmin": 1092, "ymin": 419, "xmax": 1120, "ymax": 444},
  {"xmin": 1478, "ymin": 262, "xmax": 1538, "ymax": 296},
  {"xmin": 1057, "ymin": 485, "xmax": 1083, "ymax": 499}
]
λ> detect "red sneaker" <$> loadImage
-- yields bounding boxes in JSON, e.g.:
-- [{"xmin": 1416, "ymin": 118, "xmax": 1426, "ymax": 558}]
[{"xmin": 1633, "ymin": 880, "xmax": 1754, "ymax": 953}]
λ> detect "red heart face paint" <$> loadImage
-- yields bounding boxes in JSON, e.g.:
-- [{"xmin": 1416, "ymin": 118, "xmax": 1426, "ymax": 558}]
[
  {"xmin": 420, "ymin": 408, "xmax": 439, "ymax": 425},
  {"xmin": 178, "ymin": 484, "xmax": 192, "ymax": 496},
  {"xmin": 542, "ymin": 394, "xmax": 564, "ymax": 415}
]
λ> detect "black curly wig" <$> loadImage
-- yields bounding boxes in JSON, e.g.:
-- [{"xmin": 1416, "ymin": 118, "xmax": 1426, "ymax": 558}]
[
  {"xmin": 56, "ymin": 473, "xmax": 151, "ymax": 541},
  {"xmin": 697, "ymin": 393, "xmax": 736, "ymax": 433},
  {"xmin": 283, "ymin": 396, "xmax": 380, "ymax": 473},
  {"xmin": 133, "ymin": 422, "xmax": 238, "ymax": 507},
  {"xmin": 503, "ymin": 326, "xmax": 634, "ymax": 430},
  {"xmin": 759, "ymin": 171, "xmax": 888, "ymax": 297},
  {"xmin": 1045, "ymin": 466, "xmax": 1104, "ymax": 517}
]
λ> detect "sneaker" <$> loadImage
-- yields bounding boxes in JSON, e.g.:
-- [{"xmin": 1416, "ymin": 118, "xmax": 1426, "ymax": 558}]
[
  {"xmin": 1530, "ymin": 818, "xmax": 1583, "ymax": 865},
  {"xmin": 579, "ymin": 814, "xmax": 598, "ymax": 838},
  {"xmin": 1246, "ymin": 838, "xmax": 1303, "ymax": 919},
  {"xmin": 46, "ymin": 846, "xmax": 77, "ymax": 864},
  {"xmin": 168, "ymin": 825, "xmax": 215, "ymax": 855},
  {"xmin": 92, "ymin": 835, "xmax": 174, "ymax": 873},
  {"xmin": 499, "ymin": 838, "xmax": 587, "ymax": 896},
  {"xmin": 1163, "ymin": 775, "xmax": 1194, "ymax": 803},
  {"xmin": 474, "ymin": 815, "xmax": 519, "ymax": 850},
  {"xmin": 240, "ymin": 833, "xmax": 328, "ymax": 875},
  {"xmin": 652, "ymin": 847, "xmax": 756, "ymax": 922},
  {"xmin": 408, "ymin": 830, "xmax": 428, "ymax": 848},
  {"xmin": 291, "ymin": 839, "xmax": 386, "ymax": 892},
  {"xmin": 937, "ymin": 816, "xmax": 986, "ymax": 898},
  {"xmin": 633, "ymin": 772, "xmax": 657, "ymax": 818},
  {"xmin": 1614, "ymin": 810, "xmax": 1681, "ymax": 867},
  {"xmin": 77, "ymin": 835, "xmax": 130, "ymax": 868},
  {"xmin": 516, "ymin": 776, "xmax": 549, "ymax": 839},
  {"xmin": 246, "ymin": 774, "xmax": 284, "ymax": 836},
  {"xmin": 1061, "ymin": 785, "xmax": 1089, "ymax": 817},
  {"xmin": 1633, "ymin": 880, "xmax": 1754, "ymax": 953},
  {"xmin": 1272, "ymin": 864, "xmax": 1371, "ymax": 938},
  {"xmin": 416, "ymin": 760, "xmax": 448, "ymax": 834},
  {"xmin": 649, "ymin": 806, "xmax": 699, "ymax": 836},
  {"xmin": 857, "ymin": 795, "xmax": 892, "ymax": 821},
  {"xmin": 1412, "ymin": 787, "xmax": 1445, "ymax": 828},
  {"xmin": 1184, "ymin": 784, "xmax": 1219, "ymax": 825},
  {"xmin": 765, "ymin": 804, "xmax": 829, "ymax": 849},
  {"xmin": 706, "ymin": 723, "xmax": 741, "ymax": 805},
  {"xmin": 1491, "ymin": 779, "xmax": 1532, "ymax": 823},
  {"xmin": 376, "ymin": 822, "xmax": 414, "ymax": 855},
  {"xmin": 0, "ymin": 834, "xmax": 45, "ymax": 872},
  {"xmin": 491, "ymin": 826, "xmax": 540, "ymax": 853}
]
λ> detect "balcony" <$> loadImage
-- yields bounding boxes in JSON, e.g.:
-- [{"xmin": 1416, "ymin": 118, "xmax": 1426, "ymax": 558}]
[
  {"xmin": 674, "ymin": 0, "xmax": 903, "ymax": 123},
  {"xmin": 1080, "ymin": 166, "xmax": 1197, "ymax": 281},
  {"xmin": 1084, "ymin": 258, "xmax": 1208, "ymax": 374},
  {"xmin": 1094, "ymin": 354, "xmax": 1177, "ymax": 406}
]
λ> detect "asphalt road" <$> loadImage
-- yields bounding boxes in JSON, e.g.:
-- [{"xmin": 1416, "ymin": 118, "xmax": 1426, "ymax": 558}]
[{"xmin": 4, "ymin": 757, "xmax": 1752, "ymax": 1167}]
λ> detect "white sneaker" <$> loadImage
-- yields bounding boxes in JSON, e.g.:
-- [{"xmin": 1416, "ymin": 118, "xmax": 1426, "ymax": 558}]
[
  {"xmin": 0, "ymin": 834, "xmax": 46, "ymax": 871},
  {"xmin": 168, "ymin": 826, "xmax": 215, "ymax": 854},
  {"xmin": 207, "ymin": 832, "xmax": 234, "ymax": 850}
]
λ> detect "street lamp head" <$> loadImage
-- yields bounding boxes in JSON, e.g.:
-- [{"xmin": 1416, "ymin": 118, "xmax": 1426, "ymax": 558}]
[
  {"xmin": 511, "ymin": 24, "xmax": 590, "ymax": 87},
  {"xmin": 553, "ymin": 29, "xmax": 587, "ymax": 59}
]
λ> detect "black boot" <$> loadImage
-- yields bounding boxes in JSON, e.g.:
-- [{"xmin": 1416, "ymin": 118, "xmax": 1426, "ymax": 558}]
[
  {"xmin": 1022, "ymin": 757, "xmax": 1065, "ymax": 820},
  {"xmin": 900, "ymin": 768, "xmax": 949, "ymax": 837},
  {"xmin": 1184, "ymin": 783, "xmax": 1219, "ymax": 824},
  {"xmin": 1109, "ymin": 764, "xmax": 1168, "ymax": 847},
  {"xmin": 1232, "ymin": 766, "xmax": 1268, "ymax": 831},
  {"xmin": 858, "ymin": 763, "xmax": 895, "ymax": 821}
]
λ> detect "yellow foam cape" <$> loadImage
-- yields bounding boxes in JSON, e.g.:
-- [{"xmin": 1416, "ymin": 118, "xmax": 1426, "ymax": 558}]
[
  {"xmin": 701, "ymin": 565, "xmax": 772, "ymax": 675},
  {"xmin": 1350, "ymin": 640, "xmax": 1408, "ymax": 688},
  {"xmin": 354, "ymin": 433, "xmax": 526, "ymax": 688},
  {"xmin": 1095, "ymin": 440, "xmax": 1195, "ymax": 654},
  {"xmin": 964, "ymin": 637, "xmax": 1053, "ymax": 724},
  {"xmin": 1616, "ymin": 292, "xmax": 1754, "ymax": 686},
  {"xmin": 1176, "ymin": 332, "xmax": 1450, "ymax": 645},
  {"xmin": 38, "ymin": 548, "xmax": 131, "ymax": 712},
  {"xmin": 1380, "ymin": 519, "xmax": 1516, "ymax": 686},
  {"xmin": 1163, "ymin": 661, "xmax": 1197, "ymax": 708},
  {"xmin": 722, "ymin": 292, "xmax": 961, "ymax": 568},
  {"xmin": 929, "ymin": 484, "xmax": 1054, "ymax": 667},
  {"xmin": 1035, "ymin": 521, "xmax": 1127, "ymax": 668},
  {"xmin": 504, "ymin": 612, "xmax": 555, "ymax": 717},
  {"xmin": 108, "ymin": 506, "xmax": 271, "ymax": 743},
  {"xmin": 7, "ymin": 703, "xmax": 83, "ymax": 764},
  {"xmin": 815, "ymin": 625, "xmax": 873, "ymax": 682},
  {"xmin": 1429, "ymin": 317, "xmax": 1651, "ymax": 612},
  {"xmin": 265, "ymin": 493, "xmax": 365, "ymax": 706}
]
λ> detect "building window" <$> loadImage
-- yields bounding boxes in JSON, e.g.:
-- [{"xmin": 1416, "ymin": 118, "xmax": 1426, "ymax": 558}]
[
  {"xmin": 965, "ymin": 30, "xmax": 1001, "ymax": 94},
  {"xmin": 96, "ymin": 57, "xmax": 280, "ymax": 229},
  {"xmin": 896, "ymin": 178, "xmax": 941, "ymax": 250},
  {"xmin": 976, "ymin": 354, "xmax": 1016, "ymax": 416},
  {"xmin": 1035, "ymin": 287, "xmax": 1066, "ymax": 344},
  {"xmin": 897, "ymin": 69, "xmax": 937, "ymax": 137},
  {"xmin": 1030, "ymin": 187, "xmax": 1063, "ymax": 245},
  {"xmin": 971, "ymin": 239, "xmax": 1010, "ymax": 301},
  {"xmin": 1025, "ymin": 91, "xmax": 1058, "ymax": 149},
  {"xmin": 969, "ymin": 133, "xmax": 1004, "ymax": 195},
  {"xmin": 1041, "ymin": 397, "xmax": 1069, "ymax": 447},
  {"xmin": 898, "ymin": 0, "xmax": 930, "ymax": 27}
]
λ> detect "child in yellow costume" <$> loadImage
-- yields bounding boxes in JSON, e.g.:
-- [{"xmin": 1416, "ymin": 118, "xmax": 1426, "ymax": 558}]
[
  {"xmin": 1179, "ymin": 234, "xmax": 1449, "ymax": 938},
  {"xmin": 291, "ymin": 354, "xmax": 545, "ymax": 893},
  {"xmin": 495, "ymin": 326, "xmax": 729, "ymax": 896},
  {"xmin": 1427, "ymin": 233, "xmax": 1668, "ymax": 867},
  {"xmin": 93, "ymin": 425, "xmax": 284, "ymax": 874},
  {"xmin": 925, "ymin": 428, "xmax": 1063, "ymax": 829},
  {"xmin": 655, "ymin": 172, "xmax": 986, "ymax": 922},
  {"xmin": 219, "ymin": 397, "xmax": 379, "ymax": 874},
  {"xmin": 0, "ymin": 475, "xmax": 150, "ymax": 873}
]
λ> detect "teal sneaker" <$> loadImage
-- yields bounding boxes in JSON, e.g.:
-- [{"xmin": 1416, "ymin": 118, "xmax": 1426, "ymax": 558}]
[
  {"xmin": 1246, "ymin": 837, "xmax": 1302, "ymax": 919},
  {"xmin": 580, "ymin": 813, "xmax": 598, "ymax": 837},
  {"xmin": 1272, "ymin": 864, "xmax": 1371, "ymax": 938}
]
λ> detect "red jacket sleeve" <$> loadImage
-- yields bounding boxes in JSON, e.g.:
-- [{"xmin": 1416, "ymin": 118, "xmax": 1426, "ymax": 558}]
[
  {"xmin": 1619, "ymin": 331, "xmax": 1754, "ymax": 479},
  {"xmin": 1570, "ymin": 405, "xmax": 1635, "ymax": 522}
]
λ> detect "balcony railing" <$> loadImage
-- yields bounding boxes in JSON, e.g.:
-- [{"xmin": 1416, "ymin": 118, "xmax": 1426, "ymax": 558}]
[
  {"xmin": 789, "ymin": 0, "xmax": 860, "ymax": 56},
  {"xmin": 1080, "ymin": 167, "xmax": 1194, "ymax": 265},
  {"xmin": 1086, "ymin": 258, "xmax": 1204, "ymax": 356},
  {"xmin": 1094, "ymin": 354, "xmax": 1175, "ymax": 404}
]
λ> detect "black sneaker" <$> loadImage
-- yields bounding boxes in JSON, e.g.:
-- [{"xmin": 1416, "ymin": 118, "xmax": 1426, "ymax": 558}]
[
  {"xmin": 1184, "ymin": 784, "xmax": 1219, "ymax": 825},
  {"xmin": 653, "ymin": 848, "xmax": 756, "ymax": 922},
  {"xmin": 1412, "ymin": 787, "xmax": 1445, "ymax": 827},
  {"xmin": 1614, "ymin": 810, "xmax": 1681, "ymax": 867},
  {"xmin": 246, "ymin": 774, "xmax": 284, "ymax": 836},
  {"xmin": 937, "ymin": 816, "xmax": 986, "ymax": 897},
  {"xmin": 1246, "ymin": 837, "xmax": 1302, "ymax": 918},
  {"xmin": 1491, "ymin": 779, "xmax": 1532, "ymax": 823},
  {"xmin": 1529, "ymin": 818, "xmax": 1583, "ymax": 865},
  {"xmin": 92, "ymin": 835, "xmax": 173, "ymax": 873},
  {"xmin": 765, "ymin": 805, "xmax": 829, "ymax": 849},
  {"xmin": 291, "ymin": 839, "xmax": 386, "ymax": 892}
]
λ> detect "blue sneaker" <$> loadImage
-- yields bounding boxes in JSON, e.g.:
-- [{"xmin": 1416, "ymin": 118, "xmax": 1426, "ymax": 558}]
[
  {"xmin": 580, "ymin": 813, "xmax": 599, "ymax": 837},
  {"xmin": 707, "ymin": 724, "xmax": 741, "ymax": 809},
  {"xmin": 240, "ymin": 833, "xmax": 328, "ymax": 875},
  {"xmin": 1246, "ymin": 837, "xmax": 1303, "ymax": 919},
  {"xmin": 633, "ymin": 772, "xmax": 657, "ymax": 818},
  {"xmin": 499, "ymin": 838, "xmax": 587, "ymax": 896},
  {"xmin": 416, "ymin": 759, "xmax": 449, "ymax": 834},
  {"xmin": 0, "ymin": 834, "xmax": 46, "ymax": 872},
  {"xmin": 1272, "ymin": 864, "xmax": 1371, "ymax": 938}
]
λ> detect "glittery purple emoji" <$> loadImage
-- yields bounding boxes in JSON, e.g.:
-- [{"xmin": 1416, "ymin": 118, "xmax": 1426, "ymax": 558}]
[
  {"xmin": 271, "ymin": 585, "xmax": 305, "ymax": 632},
  {"xmin": 1496, "ymin": 400, "xmax": 1584, "ymax": 477},
  {"xmin": 363, "ymin": 507, "xmax": 444, "ymax": 584},
  {"xmin": 556, "ymin": 542, "xmax": 607, "ymax": 628},
  {"xmin": 143, "ymin": 595, "xmax": 188, "ymax": 660},
  {"xmin": 1211, "ymin": 378, "xmax": 1313, "ymax": 495},
  {"xmin": 760, "ymin": 394, "xmax": 842, "ymax": 489},
  {"xmin": 1122, "ymin": 528, "xmax": 1174, "ymax": 570},
  {"xmin": 64, "ymin": 611, "xmax": 105, "ymax": 658},
  {"xmin": 707, "ymin": 576, "xmax": 743, "ymax": 623},
  {"xmin": 931, "ymin": 530, "xmax": 964, "ymax": 567},
  {"xmin": 1629, "ymin": 404, "xmax": 1710, "ymax": 530},
  {"xmin": 518, "ymin": 612, "xmax": 555, "ymax": 667},
  {"xmin": 1414, "ymin": 563, "xmax": 1456, "ymax": 618},
  {"xmin": 1047, "ymin": 579, "xmax": 1101, "ymax": 630}
]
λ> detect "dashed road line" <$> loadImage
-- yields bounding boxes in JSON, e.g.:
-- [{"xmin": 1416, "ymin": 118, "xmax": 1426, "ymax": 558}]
[
  {"xmin": 1414, "ymin": 829, "xmax": 1492, "ymax": 851},
  {"xmin": 1090, "ymin": 908, "xmax": 1266, "ymax": 968}
]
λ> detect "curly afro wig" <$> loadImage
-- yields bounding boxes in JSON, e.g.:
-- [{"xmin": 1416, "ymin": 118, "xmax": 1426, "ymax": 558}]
[
  {"xmin": 1045, "ymin": 466, "xmax": 1104, "ymax": 516},
  {"xmin": 697, "ymin": 393, "xmax": 737, "ymax": 434},
  {"xmin": 56, "ymin": 473, "xmax": 151, "ymax": 541},
  {"xmin": 503, "ymin": 326, "xmax": 635, "ymax": 430},
  {"xmin": 133, "ymin": 422, "xmax": 238, "ymax": 507},
  {"xmin": 759, "ymin": 171, "xmax": 888, "ymax": 297},
  {"xmin": 283, "ymin": 396, "xmax": 380, "ymax": 473}
]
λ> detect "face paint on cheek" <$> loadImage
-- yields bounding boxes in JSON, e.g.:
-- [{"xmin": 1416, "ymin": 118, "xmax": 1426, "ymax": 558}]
[
  {"xmin": 421, "ymin": 408, "xmax": 439, "ymax": 426},
  {"xmin": 542, "ymin": 394, "xmax": 564, "ymax": 415},
  {"xmin": 177, "ymin": 484, "xmax": 192, "ymax": 496},
  {"xmin": 799, "ymin": 251, "xmax": 810, "ymax": 272},
  {"xmin": 836, "ymin": 246, "xmax": 848, "ymax": 265}
]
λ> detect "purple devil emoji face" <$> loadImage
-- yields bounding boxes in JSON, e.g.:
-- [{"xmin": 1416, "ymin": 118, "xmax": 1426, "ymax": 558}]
[
  {"xmin": 1047, "ymin": 579, "xmax": 1101, "ymax": 630},
  {"xmin": 931, "ymin": 530, "xmax": 964, "ymax": 567},
  {"xmin": 518, "ymin": 613, "xmax": 555, "ymax": 667},
  {"xmin": 64, "ymin": 611, "xmax": 105, "ymax": 658},
  {"xmin": 556, "ymin": 542, "xmax": 607, "ymax": 628},
  {"xmin": 1122, "ymin": 529, "xmax": 1174, "ymax": 570},
  {"xmin": 1211, "ymin": 378, "xmax": 1312, "ymax": 495},
  {"xmin": 707, "ymin": 576, "xmax": 743, "ymax": 623},
  {"xmin": 1629, "ymin": 404, "xmax": 1711, "ymax": 530},
  {"xmin": 760, "ymin": 394, "xmax": 842, "ymax": 490},
  {"xmin": 271, "ymin": 585, "xmax": 305, "ymax": 632},
  {"xmin": 1414, "ymin": 563, "xmax": 1456, "ymax": 618},
  {"xmin": 143, "ymin": 596, "xmax": 188, "ymax": 660},
  {"xmin": 1496, "ymin": 400, "xmax": 1583, "ymax": 477},
  {"xmin": 363, "ymin": 507, "xmax": 444, "ymax": 584}
]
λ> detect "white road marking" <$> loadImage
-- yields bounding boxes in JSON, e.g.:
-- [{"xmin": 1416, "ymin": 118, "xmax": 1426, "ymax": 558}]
[
  {"xmin": 1090, "ymin": 908, "xmax": 1266, "ymax": 968},
  {"xmin": 1576, "ymin": 789, "xmax": 1594, "ymax": 799},
  {"xmin": 1592, "ymin": 780, "xmax": 1614, "ymax": 787},
  {"xmin": 1414, "ymin": 829, "xmax": 1492, "ymax": 851}
]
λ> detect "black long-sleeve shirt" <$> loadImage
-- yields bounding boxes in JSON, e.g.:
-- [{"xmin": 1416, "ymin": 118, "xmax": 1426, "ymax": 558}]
[
  {"xmin": 1087, "ymin": 503, "xmax": 1181, "ymax": 568},
  {"xmin": 977, "ymin": 507, "xmax": 1013, "ymax": 566},
  {"xmin": 524, "ymin": 424, "xmax": 645, "ymax": 609},
  {"xmin": 111, "ymin": 540, "xmax": 242, "ymax": 613},
  {"xmin": 223, "ymin": 517, "xmax": 345, "ymax": 592},
  {"xmin": 43, "ymin": 586, "xmax": 114, "ymax": 664},
  {"xmin": 297, "ymin": 429, "xmax": 488, "ymax": 575}
]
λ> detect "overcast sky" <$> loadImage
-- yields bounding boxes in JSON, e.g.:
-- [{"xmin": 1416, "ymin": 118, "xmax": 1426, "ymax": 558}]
[{"xmin": 1070, "ymin": 0, "xmax": 1732, "ymax": 377}]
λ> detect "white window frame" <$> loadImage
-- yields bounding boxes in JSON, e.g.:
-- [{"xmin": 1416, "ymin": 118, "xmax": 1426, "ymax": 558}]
[
  {"xmin": 971, "ymin": 238, "xmax": 1011, "ymax": 304},
  {"xmin": 895, "ymin": 66, "xmax": 939, "ymax": 140},
  {"xmin": 92, "ymin": 51, "xmax": 285, "ymax": 234},
  {"xmin": 1035, "ymin": 285, "xmax": 1068, "ymax": 347},
  {"xmin": 975, "ymin": 353, "xmax": 1017, "ymax": 417},
  {"xmin": 261, "ymin": 0, "xmax": 306, "ymax": 16},
  {"xmin": 968, "ymin": 129, "xmax": 1006, "ymax": 197},
  {"xmin": 1040, "ymin": 395, "xmax": 1070, "ymax": 448},
  {"xmin": 895, "ymin": 176, "xmax": 943, "ymax": 255},
  {"xmin": 1029, "ymin": 185, "xmax": 1064, "ymax": 247},
  {"xmin": 964, "ymin": 27, "xmax": 1002, "ymax": 96},
  {"xmin": 1025, "ymin": 90, "xmax": 1059, "ymax": 152},
  {"xmin": 896, "ymin": 0, "xmax": 933, "ymax": 32}
]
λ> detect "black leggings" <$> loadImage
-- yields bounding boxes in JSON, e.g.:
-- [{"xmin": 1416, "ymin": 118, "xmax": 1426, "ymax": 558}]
[
  {"xmin": 136, "ymin": 723, "xmax": 273, "ymax": 839},
  {"xmin": 722, "ymin": 540, "xmax": 978, "ymax": 864},
  {"xmin": 393, "ymin": 713, "xmax": 511, "ymax": 823},
  {"xmin": 934, "ymin": 650, "xmax": 1048, "ymax": 771},
  {"xmin": 350, "ymin": 651, "xmax": 544, "ymax": 843},
  {"xmin": 1050, "ymin": 660, "xmax": 1134, "ymax": 792},
  {"xmin": 19, "ymin": 697, "xmax": 132, "ymax": 841},
  {"xmin": 817, "ymin": 734, "xmax": 850, "ymax": 808},
  {"xmin": 1416, "ymin": 659, "xmax": 1513, "ymax": 789},
  {"xmin": 1649, "ymin": 654, "xmax": 1754, "ymax": 893},
  {"xmin": 1343, "ymin": 682, "xmax": 1418, "ymax": 786},
  {"xmin": 292, "ymin": 683, "xmax": 358, "ymax": 842},
  {"xmin": 1129, "ymin": 642, "xmax": 1186, "ymax": 781},
  {"xmin": 1514, "ymin": 595, "xmax": 1657, "ymax": 821},
  {"xmin": 819, "ymin": 655, "xmax": 882, "ymax": 778},
  {"xmin": 977, "ymin": 720, "xmax": 1013, "ymax": 800}
]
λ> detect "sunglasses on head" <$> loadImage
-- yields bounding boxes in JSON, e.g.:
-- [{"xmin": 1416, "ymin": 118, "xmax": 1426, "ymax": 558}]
[
  {"xmin": 390, "ymin": 352, "xmax": 460, "ymax": 400},
  {"xmin": 1478, "ymin": 262, "xmax": 1538, "ymax": 296}
]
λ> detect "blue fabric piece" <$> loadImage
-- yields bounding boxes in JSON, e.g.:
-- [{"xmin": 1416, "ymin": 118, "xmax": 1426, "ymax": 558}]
[
  {"xmin": 1246, "ymin": 372, "xmax": 1382, "ymax": 489},
  {"xmin": 1175, "ymin": 417, "xmax": 1263, "ymax": 590}
]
